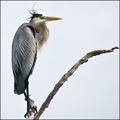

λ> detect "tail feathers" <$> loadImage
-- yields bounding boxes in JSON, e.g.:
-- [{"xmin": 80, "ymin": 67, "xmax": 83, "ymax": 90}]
[{"xmin": 14, "ymin": 77, "xmax": 26, "ymax": 95}]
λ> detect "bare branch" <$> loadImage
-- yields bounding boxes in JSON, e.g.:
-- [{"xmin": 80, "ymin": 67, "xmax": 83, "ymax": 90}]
[{"xmin": 28, "ymin": 46, "xmax": 119, "ymax": 119}]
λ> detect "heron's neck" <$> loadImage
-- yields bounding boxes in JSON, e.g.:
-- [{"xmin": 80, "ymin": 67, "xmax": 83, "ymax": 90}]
[
  {"xmin": 29, "ymin": 20, "xmax": 39, "ymax": 28},
  {"xmin": 29, "ymin": 20, "xmax": 49, "ymax": 51},
  {"xmin": 30, "ymin": 21, "xmax": 48, "ymax": 31}
]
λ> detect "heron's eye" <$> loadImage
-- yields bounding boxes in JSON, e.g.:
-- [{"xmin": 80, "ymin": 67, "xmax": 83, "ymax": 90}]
[{"xmin": 40, "ymin": 16, "xmax": 44, "ymax": 19}]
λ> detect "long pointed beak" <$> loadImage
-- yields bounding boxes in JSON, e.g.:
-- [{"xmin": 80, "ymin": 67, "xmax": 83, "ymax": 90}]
[{"xmin": 45, "ymin": 16, "xmax": 62, "ymax": 22}]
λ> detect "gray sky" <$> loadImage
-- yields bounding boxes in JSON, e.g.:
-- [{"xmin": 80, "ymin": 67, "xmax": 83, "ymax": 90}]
[{"xmin": 1, "ymin": 1, "xmax": 119, "ymax": 119}]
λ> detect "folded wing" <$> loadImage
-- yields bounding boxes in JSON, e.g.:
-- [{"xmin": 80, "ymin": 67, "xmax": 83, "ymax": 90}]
[{"xmin": 12, "ymin": 23, "xmax": 37, "ymax": 95}]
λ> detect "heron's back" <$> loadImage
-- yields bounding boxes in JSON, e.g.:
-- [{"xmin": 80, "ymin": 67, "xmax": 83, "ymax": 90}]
[{"xmin": 12, "ymin": 23, "xmax": 37, "ymax": 95}]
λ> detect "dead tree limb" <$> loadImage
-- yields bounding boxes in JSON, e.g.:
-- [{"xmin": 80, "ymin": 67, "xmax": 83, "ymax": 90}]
[{"xmin": 27, "ymin": 46, "xmax": 119, "ymax": 119}]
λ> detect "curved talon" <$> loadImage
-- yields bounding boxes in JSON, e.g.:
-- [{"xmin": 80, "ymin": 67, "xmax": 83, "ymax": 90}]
[{"xmin": 24, "ymin": 112, "xmax": 28, "ymax": 118}]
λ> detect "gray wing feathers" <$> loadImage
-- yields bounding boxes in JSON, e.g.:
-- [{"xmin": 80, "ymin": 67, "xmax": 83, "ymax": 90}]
[{"xmin": 12, "ymin": 23, "xmax": 37, "ymax": 94}]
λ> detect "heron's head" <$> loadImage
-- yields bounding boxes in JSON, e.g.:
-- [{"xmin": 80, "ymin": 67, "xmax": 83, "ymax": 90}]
[{"xmin": 30, "ymin": 12, "xmax": 62, "ymax": 24}]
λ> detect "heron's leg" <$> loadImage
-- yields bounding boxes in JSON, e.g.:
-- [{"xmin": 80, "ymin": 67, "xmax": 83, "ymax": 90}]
[
  {"xmin": 26, "ymin": 80, "xmax": 30, "ymax": 113},
  {"xmin": 24, "ymin": 91, "xmax": 27, "ymax": 98},
  {"xmin": 24, "ymin": 80, "xmax": 37, "ymax": 118},
  {"xmin": 24, "ymin": 79, "xmax": 30, "ymax": 113}
]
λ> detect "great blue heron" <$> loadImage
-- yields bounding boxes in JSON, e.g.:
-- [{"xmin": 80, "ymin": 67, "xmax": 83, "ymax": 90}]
[{"xmin": 12, "ymin": 10, "xmax": 62, "ymax": 114}]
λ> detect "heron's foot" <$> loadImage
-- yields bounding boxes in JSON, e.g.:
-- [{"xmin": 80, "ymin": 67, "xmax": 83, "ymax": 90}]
[
  {"xmin": 24, "ymin": 106, "xmax": 37, "ymax": 119},
  {"xmin": 24, "ymin": 98, "xmax": 37, "ymax": 119}
]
